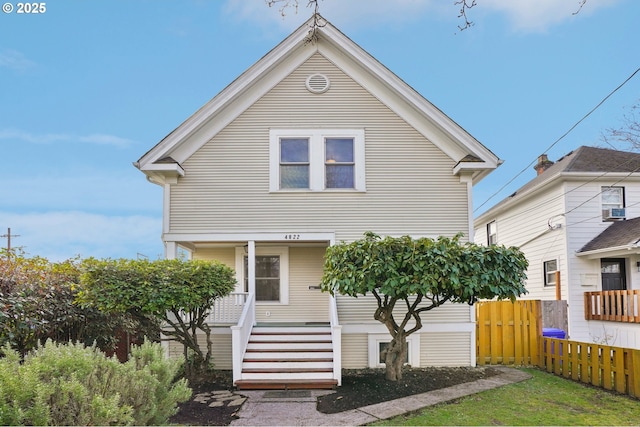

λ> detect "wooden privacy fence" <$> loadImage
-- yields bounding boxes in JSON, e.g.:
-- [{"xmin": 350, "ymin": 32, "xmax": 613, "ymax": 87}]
[
  {"xmin": 540, "ymin": 337, "xmax": 640, "ymax": 398},
  {"xmin": 476, "ymin": 300, "xmax": 542, "ymax": 366}
]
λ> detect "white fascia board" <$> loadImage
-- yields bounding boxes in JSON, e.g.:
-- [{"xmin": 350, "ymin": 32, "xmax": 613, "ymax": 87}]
[
  {"xmin": 318, "ymin": 25, "xmax": 499, "ymax": 169},
  {"xmin": 137, "ymin": 22, "xmax": 315, "ymax": 169},
  {"xmin": 576, "ymin": 245, "xmax": 640, "ymax": 259},
  {"xmin": 162, "ymin": 231, "xmax": 336, "ymax": 243}
]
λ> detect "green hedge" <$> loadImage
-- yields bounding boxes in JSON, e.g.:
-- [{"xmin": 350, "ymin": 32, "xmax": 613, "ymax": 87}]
[{"xmin": 0, "ymin": 341, "xmax": 191, "ymax": 426}]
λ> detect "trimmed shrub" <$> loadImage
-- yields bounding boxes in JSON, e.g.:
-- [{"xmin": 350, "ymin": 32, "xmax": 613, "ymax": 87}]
[{"xmin": 0, "ymin": 341, "xmax": 191, "ymax": 426}]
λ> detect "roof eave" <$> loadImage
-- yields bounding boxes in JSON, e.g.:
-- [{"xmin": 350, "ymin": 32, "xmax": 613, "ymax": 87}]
[{"xmin": 576, "ymin": 244, "xmax": 640, "ymax": 259}]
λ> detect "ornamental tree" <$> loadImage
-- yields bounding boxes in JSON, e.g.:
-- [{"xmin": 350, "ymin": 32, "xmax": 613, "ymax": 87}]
[
  {"xmin": 78, "ymin": 258, "xmax": 236, "ymax": 376},
  {"xmin": 320, "ymin": 232, "xmax": 528, "ymax": 381}
]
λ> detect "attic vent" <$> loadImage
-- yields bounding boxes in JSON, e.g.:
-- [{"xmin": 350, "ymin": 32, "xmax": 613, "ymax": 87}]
[{"xmin": 306, "ymin": 74, "xmax": 330, "ymax": 94}]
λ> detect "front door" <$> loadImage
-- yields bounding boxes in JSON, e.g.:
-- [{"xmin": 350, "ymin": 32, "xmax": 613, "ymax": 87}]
[{"xmin": 601, "ymin": 258, "xmax": 627, "ymax": 291}]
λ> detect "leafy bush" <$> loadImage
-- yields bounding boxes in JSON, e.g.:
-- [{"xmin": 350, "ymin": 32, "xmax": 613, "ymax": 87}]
[
  {"xmin": 0, "ymin": 341, "xmax": 191, "ymax": 426},
  {"xmin": 0, "ymin": 250, "xmax": 159, "ymax": 357}
]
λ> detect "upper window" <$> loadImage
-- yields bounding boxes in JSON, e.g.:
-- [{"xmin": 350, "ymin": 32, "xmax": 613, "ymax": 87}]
[
  {"xmin": 544, "ymin": 259, "xmax": 558, "ymax": 287},
  {"xmin": 601, "ymin": 186, "xmax": 625, "ymax": 221},
  {"xmin": 487, "ymin": 221, "xmax": 497, "ymax": 245},
  {"xmin": 270, "ymin": 129, "xmax": 365, "ymax": 192}
]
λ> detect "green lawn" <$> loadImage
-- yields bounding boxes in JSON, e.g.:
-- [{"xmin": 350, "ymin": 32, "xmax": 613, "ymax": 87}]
[{"xmin": 372, "ymin": 368, "xmax": 640, "ymax": 426}]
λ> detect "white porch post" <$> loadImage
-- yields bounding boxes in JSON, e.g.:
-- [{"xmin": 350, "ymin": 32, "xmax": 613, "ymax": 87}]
[
  {"xmin": 247, "ymin": 240, "xmax": 256, "ymax": 296},
  {"xmin": 165, "ymin": 241, "xmax": 178, "ymax": 260}
]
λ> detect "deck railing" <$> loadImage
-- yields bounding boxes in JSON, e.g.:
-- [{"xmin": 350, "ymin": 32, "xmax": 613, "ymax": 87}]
[
  {"xmin": 329, "ymin": 294, "xmax": 342, "ymax": 386},
  {"xmin": 205, "ymin": 292, "xmax": 249, "ymax": 324},
  {"xmin": 230, "ymin": 292, "xmax": 255, "ymax": 384},
  {"xmin": 584, "ymin": 290, "xmax": 640, "ymax": 323}
]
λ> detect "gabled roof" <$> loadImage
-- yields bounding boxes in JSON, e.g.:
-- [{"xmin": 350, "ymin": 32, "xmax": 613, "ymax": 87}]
[
  {"xmin": 476, "ymin": 146, "xmax": 640, "ymax": 222},
  {"xmin": 577, "ymin": 216, "xmax": 640, "ymax": 257},
  {"xmin": 134, "ymin": 15, "xmax": 500, "ymax": 185}
]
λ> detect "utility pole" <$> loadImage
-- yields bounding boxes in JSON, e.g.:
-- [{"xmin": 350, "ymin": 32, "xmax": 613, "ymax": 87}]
[{"xmin": 1, "ymin": 228, "xmax": 20, "ymax": 252}]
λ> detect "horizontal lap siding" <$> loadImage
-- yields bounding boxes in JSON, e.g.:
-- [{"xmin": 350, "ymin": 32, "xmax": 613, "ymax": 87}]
[
  {"xmin": 170, "ymin": 53, "xmax": 468, "ymax": 240},
  {"xmin": 166, "ymin": 329, "xmax": 232, "ymax": 369},
  {"xmin": 337, "ymin": 295, "xmax": 471, "ymax": 324},
  {"xmin": 341, "ymin": 333, "xmax": 368, "ymax": 369},
  {"xmin": 421, "ymin": 332, "xmax": 472, "ymax": 366}
]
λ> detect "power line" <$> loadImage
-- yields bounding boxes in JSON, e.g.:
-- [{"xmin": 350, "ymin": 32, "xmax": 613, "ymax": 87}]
[{"xmin": 475, "ymin": 66, "xmax": 640, "ymax": 214}]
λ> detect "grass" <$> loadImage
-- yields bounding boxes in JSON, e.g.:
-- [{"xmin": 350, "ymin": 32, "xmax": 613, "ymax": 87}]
[{"xmin": 372, "ymin": 368, "xmax": 640, "ymax": 426}]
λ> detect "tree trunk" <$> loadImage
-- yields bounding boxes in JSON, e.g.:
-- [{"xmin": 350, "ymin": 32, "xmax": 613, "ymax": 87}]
[{"xmin": 384, "ymin": 334, "xmax": 407, "ymax": 381}]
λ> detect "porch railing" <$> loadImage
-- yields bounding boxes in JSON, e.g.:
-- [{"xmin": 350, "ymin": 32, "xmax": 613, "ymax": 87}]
[
  {"xmin": 584, "ymin": 290, "xmax": 640, "ymax": 323},
  {"xmin": 230, "ymin": 292, "xmax": 255, "ymax": 384},
  {"xmin": 329, "ymin": 294, "xmax": 342, "ymax": 386},
  {"xmin": 205, "ymin": 292, "xmax": 249, "ymax": 324}
]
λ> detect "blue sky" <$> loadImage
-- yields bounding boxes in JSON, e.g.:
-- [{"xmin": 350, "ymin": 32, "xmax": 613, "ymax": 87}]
[{"xmin": 1, "ymin": 0, "xmax": 638, "ymax": 261}]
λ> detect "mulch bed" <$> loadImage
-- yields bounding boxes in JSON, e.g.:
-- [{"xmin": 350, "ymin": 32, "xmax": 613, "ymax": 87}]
[{"xmin": 169, "ymin": 366, "xmax": 501, "ymax": 425}]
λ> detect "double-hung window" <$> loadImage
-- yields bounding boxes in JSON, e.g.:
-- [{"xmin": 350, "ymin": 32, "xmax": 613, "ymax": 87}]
[
  {"xmin": 543, "ymin": 259, "xmax": 558, "ymax": 287},
  {"xmin": 270, "ymin": 129, "xmax": 365, "ymax": 192},
  {"xmin": 487, "ymin": 221, "xmax": 497, "ymax": 245}
]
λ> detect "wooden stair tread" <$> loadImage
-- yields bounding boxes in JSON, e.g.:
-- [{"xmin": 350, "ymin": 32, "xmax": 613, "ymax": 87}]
[
  {"xmin": 245, "ymin": 348, "xmax": 331, "ymax": 353},
  {"xmin": 242, "ymin": 367, "xmax": 333, "ymax": 373},
  {"xmin": 235, "ymin": 379, "xmax": 337, "ymax": 390},
  {"xmin": 244, "ymin": 358, "xmax": 333, "ymax": 363},
  {"xmin": 249, "ymin": 339, "xmax": 332, "ymax": 344}
]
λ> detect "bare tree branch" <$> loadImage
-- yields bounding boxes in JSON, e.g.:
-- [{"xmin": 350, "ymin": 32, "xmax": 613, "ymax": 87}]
[
  {"xmin": 573, "ymin": 0, "xmax": 588, "ymax": 15},
  {"xmin": 455, "ymin": 0, "xmax": 477, "ymax": 31}
]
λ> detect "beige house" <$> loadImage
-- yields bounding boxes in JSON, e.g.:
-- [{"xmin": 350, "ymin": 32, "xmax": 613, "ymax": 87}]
[
  {"xmin": 135, "ymin": 16, "xmax": 501, "ymax": 389},
  {"xmin": 474, "ymin": 146, "xmax": 640, "ymax": 350}
]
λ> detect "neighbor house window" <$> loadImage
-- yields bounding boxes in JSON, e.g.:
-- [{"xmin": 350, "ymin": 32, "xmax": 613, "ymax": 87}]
[
  {"xmin": 270, "ymin": 129, "xmax": 365, "ymax": 192},
  {"xmin": 601, "ymin": 186, "xmax": 624, "ymax": 221},
  {"xmin": 487, "ymin": 221, "xmax": 497, "ymax": 245},
  {"xmin": 544, "ymin": 259, "xmax": 558, "ymax": 287},
  {"xmin": 235, "ymin": 247, "xmax": 289, "ymax": 304}
]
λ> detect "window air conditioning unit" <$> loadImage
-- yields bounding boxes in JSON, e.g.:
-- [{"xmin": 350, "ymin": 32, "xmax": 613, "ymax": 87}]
[{"xmin": 605, "ymin": 208, "xmax": 626, "ymax": 220}]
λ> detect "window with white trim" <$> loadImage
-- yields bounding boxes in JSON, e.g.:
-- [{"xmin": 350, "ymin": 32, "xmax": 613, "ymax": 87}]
[
  {"xmin": 235, "ymin": 247, "xmax": 289, "ymax": 304},
  {"xmin": 601, "ymin": 186, "xmax": 625, "ymax": 221},
  {"xmin": 368, "ymin": 334, "xmax": 420, "ymax": 368},
  {"xmin": 487, "ymin": 221, "xmax": 497, "ymax": 245},
  {"xmin": 543, "ymin": 259, "xmax": 558, "ymax": 287},
  {"xmin": 270, "ymin": 129, "xmax": 365, "ymax": 192}
]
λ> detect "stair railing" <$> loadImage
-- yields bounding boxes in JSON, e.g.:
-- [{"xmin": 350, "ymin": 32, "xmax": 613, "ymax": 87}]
[
  {"xmin": 329, "ymin": 294, "xmax": 342, "ymax": 386},
  {"xmin": 231, "ymin": 292, "xmax": 256, "ymax": 384}
]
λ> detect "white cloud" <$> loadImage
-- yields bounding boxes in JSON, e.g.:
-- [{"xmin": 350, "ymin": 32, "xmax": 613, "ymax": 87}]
[
  {"xmin": 224, "ymin": 0, "xmax": 621, "ymax": 33},
  {"xmin": 475, "ymin": 0, "xmax": 620, "ymax": 32},
  {"xmin": 0, "ymin": 49, "xmax": 35, "ymax": 71},
  {"xmin": 0, "ymin": 129, "xmax": 136, "ymax": 148},
  {"xmin": 0, "ymin": 211, "xmax": 163, "ymax": 261}
]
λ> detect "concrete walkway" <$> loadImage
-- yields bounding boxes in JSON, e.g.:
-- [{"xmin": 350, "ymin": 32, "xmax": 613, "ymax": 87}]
[{"xmin": 230, "ymin": 367, "xmax": 532, "ymax": 426}]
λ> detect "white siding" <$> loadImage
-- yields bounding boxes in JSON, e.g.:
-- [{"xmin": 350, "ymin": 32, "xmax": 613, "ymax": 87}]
[
  {"xmin": 475, "ymin": 181, "xmax": 567, "ymax": 301},
  {"xmin": 169, "ymin": 53, "xmax": 469, "ymax": 241}
]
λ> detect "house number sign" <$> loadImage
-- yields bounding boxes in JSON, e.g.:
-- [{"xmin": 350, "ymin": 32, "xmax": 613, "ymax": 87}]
[{"xmin": 284, "ymin": 234, "xmax": 301, "ymax": 240}]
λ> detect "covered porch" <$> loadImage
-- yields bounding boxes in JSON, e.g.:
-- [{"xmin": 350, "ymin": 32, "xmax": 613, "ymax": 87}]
[{"xmin": 164, "ymin": 232, "xmax": 342, "ymax": 389}]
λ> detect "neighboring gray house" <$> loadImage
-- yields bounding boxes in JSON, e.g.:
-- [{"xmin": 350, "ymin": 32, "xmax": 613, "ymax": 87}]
[
  {"xmin": 475, "ymin": 146, "xmax": 640, "ymax": 349},
  {"xmin": 136, "ymin": 16, "xmax": 501, "ymax": 389}
]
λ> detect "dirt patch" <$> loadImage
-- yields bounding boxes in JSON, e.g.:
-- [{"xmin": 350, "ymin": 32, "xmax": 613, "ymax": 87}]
[{"xmin": 169, "ymin": 366, "xmax": 501, "ymax": 425}]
